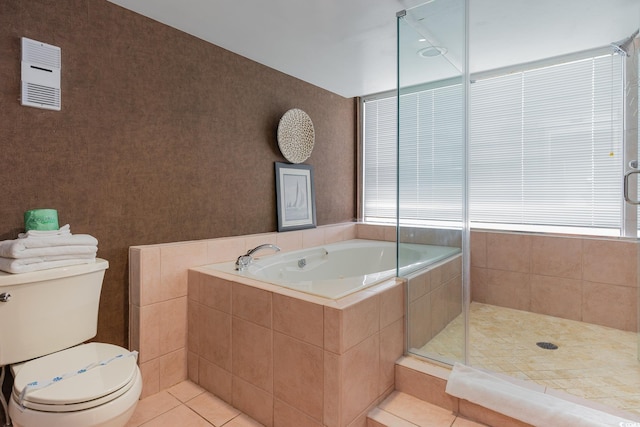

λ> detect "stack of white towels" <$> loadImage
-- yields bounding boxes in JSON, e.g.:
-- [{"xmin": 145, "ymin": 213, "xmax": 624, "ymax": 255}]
[{"xmin": 0, "ymin": 224, "xmax": 98, "ymax": 274}]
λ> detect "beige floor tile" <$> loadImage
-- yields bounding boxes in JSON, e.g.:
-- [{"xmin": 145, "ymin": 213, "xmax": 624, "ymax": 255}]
[
  {"xmin": 139, "ymin": 405, "xmax": 212, "ymax": 427},
  {"xmin": 224, "ymin": 414, "xmax": 265, "ymax": 426},
  {"xmin": 125, "ymin": 390, "xmax": 182, "ymax": 427},
  {"xmin": 186, "ymin": 391, "xmax": 241, "ymax": 426},
  {"xmin": 167, "ymin": 380, "xmax": 205, "ymax": 402},
  {"xmin": 128, "ymin": 381, "xmax": 267, "ymax": 427}
]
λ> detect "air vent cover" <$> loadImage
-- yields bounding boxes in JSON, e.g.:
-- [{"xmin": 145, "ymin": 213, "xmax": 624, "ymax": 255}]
[{"xmin": 21, "ymin": 37, "xmax": 61, "ymax": 111}]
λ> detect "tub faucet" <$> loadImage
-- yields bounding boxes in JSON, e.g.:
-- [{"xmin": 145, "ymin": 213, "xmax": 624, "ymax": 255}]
[{"xmin": 235, "ymin": 243, "xmax": 281, "ymax": 271}]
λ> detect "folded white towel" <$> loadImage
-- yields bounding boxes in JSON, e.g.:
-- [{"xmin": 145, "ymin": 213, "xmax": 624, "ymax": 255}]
[
  {"xmin": 18, "ymin": 224, "xmax": 71, "ymax": 239},
  {"xmin": 0, "ymin": 234, "xmax": 98, "ymax": 258},
  {"xmin": 0, "ymin": 256, "xmax": 95, "ymax": 274},
  {"xmin": 0, "ymin": 245, "xmax": 97, "ymax": 259},
  {"xmin": 445, "ymin": 363, "xmax": 636, "ymax": 427}
]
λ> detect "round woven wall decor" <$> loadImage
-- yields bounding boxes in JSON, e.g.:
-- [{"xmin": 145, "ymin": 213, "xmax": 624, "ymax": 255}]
[{"xmin": 277, "ymin": 108, "xmax": 315, "ymax": 163}]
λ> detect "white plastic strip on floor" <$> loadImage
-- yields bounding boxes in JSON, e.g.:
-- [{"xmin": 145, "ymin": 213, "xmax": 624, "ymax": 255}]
[
  {"xmin": 445, "ymin": 363, "xmax": 639, "ymax": 427},
  {"xmin": 18, "ymin": 350, "xmax": 138, "ymax": 408}
]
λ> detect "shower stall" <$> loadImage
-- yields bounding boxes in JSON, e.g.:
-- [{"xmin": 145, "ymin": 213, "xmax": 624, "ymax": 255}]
[{"xmin": 395, "ymin": 0, "xmax": 640, "ymax": 416}]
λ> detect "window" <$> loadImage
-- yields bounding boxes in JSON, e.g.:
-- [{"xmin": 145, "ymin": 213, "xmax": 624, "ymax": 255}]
[{"xmin": 362, "ymin": 53, "xmax": 624, "ymax": 235}]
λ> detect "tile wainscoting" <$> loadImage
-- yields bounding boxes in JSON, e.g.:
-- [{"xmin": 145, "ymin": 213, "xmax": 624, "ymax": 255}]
[
  {"xmin": 129, "ymin": 223, "xmax": 637, "ymax": 425},
  {"xmin": 471, "ymin": 230, "xmax": 638, "ymax": 332}
]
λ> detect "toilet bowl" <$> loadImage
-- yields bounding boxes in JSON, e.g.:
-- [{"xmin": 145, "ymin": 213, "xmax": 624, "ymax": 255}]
[{"xmin": 8, "ymin": 342, "xmax": 142, "ymax": 427}]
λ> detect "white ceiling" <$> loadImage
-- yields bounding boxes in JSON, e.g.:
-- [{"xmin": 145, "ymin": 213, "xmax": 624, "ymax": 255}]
[{"xmin": 107, "ymin": 0, "xmax": 639, "ymax": 98}]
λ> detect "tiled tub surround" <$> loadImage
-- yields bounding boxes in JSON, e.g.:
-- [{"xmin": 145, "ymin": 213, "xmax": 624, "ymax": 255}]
[
  {"xmin": 129, "ymin": 222, "xmax": 410, "ymax": 426},
  {"xmin": 471, "ymin": 230, "xmax": 639, "ymax": 332},
  {"xmin": 130, "ymin": 223, "xmax": 357, "ymax": 399},
  {"xmin": 187, "ymin": 268, "xmax": 404, "ymax": 427}
]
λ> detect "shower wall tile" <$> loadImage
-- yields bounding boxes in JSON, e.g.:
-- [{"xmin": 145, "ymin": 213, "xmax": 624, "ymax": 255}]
[
  {"xmin": 530, "ymin": 275, "xmax": 582, "ymax": 321},
  {"xmin": 408, "ymin": 293, "xmax": 432, "ymax": 349},
  {"xmin": 582, "ymin": 281, "xmax": 637, "ymax": 331},
  {"xmin": 470, "ymin": 231, "xmax": 487, "ymax": 268},
  {"xmin": 446, "ymin": 276, "xmax": 463, "ymax": 323},
  {"xmin": 471, "ymin": 230, "xmax": 639, "ymax": 332},
  {"xmin": 484, "ymin": 269, "xmax": 531, "ymax": 311},
  {"xmin": 582, "ymin": 239, "xmax": 637, "ymax": 287},
  {"xmin": 470, "ymin": 267, "xmax": 489, "ymax": 303},
  {"xmin": 408, "ymin": 270, "xmax": 430, "ymax": 302},
  {"xmin": 430, "ymin": 284, "xmax": 450, "ymax": 336},
  {"xmin": 531, "ymin": 235, "xmax": 582, "ymax": 279},
  {"xmin": 486, "ymin": 233, "xmax": 531, "ymax": 273}
]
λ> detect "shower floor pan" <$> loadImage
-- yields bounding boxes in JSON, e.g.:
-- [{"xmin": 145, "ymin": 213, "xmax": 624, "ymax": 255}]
[{"xmin": 418, "ymin": 302, "xmax": 640, "ymax": 417}]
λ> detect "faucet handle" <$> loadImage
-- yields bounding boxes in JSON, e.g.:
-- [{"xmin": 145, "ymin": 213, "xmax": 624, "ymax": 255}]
[{"xmin": 235, "ymin": 254, "xmax": 252, "ymax": 271}]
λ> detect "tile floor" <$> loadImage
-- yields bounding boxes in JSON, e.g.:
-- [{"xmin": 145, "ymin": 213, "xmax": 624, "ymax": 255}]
[
  {"xmin": 125, "ymin": 381, "xmax": 262, "ymax": 427},
  {"xmin": 370, "ymin": 391, "xmax": 485, "ymax": 426},
  {"xmin": 418, "ymin": 302, "xmax": 640, "ymax": 416}
]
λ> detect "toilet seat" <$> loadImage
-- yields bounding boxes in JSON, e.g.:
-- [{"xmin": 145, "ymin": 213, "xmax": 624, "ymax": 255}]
[{"xmin": 12, "ymin": 342, "xmax": 138, "ymax": 413}]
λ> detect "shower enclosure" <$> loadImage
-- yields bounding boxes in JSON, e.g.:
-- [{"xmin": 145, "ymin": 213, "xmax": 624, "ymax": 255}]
[{"xmin": 397, "ymin": 0, "xmax": 640, "ymax": 416}]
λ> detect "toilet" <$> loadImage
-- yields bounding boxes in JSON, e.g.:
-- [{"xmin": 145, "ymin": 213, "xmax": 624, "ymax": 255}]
[{"xmin": 0, "ymin": 259, "xmax": 142, "ymax": 427}]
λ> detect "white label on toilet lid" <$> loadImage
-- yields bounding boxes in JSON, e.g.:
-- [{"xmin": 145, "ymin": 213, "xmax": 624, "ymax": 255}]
[{"xmin": 18, "ymin": 350, "xmax": 138, "ymax": 408}]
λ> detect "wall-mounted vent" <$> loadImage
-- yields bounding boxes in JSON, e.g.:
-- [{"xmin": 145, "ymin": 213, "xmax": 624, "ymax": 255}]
[{"xmin": 21, "ymin": 37, "xmax": 61, "ymax": 111}]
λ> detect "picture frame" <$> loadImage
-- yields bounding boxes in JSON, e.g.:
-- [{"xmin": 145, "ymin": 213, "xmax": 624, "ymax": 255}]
[{"xmin": 275, "ymin": 162, "xmax": 317, "ymax": 232}]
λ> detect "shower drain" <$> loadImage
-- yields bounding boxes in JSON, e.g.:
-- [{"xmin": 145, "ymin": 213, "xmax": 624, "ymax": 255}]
[{"xmin": 536, "ymin": 341, "xmax": 558, "ymax": 350}]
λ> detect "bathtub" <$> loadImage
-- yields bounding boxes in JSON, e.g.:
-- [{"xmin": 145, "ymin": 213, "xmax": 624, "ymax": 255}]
[{"xmin": 206, "ymin": 239, "xmax": 461, "ymax": 299}]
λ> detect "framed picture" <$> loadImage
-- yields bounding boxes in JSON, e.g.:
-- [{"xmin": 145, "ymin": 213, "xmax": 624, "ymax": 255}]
[{"xmin": 275, "ymin": 162, "xmax": 317, "ymax": 231}]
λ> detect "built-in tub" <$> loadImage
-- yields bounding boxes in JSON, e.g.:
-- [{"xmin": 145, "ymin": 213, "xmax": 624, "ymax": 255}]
[{"xmin": 206, "ymin": 238, "xmax": 461, "ymax": 299}]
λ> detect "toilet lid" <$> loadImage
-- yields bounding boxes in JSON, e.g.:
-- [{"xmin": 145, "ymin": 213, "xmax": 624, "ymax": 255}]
[{"xmin": 13, "ymin": 342, "xmax": 138, "ymax": 412}]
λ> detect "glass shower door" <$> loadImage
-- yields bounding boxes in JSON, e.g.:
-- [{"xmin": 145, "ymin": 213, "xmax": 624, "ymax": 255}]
[{"xmin": 397, "ymin": 0, "xmax": 468, "ymax": 365}]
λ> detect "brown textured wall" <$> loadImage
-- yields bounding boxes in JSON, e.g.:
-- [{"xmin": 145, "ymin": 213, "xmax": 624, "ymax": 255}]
[{"xmin": 0, "ymin": 1, "xmax": 357, "ymax": 347}]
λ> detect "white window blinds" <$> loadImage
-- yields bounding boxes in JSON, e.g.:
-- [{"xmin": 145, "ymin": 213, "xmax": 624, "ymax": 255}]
[{"xmin": 362, "ymin": 53, "xmax": 624, "ymax": 233}]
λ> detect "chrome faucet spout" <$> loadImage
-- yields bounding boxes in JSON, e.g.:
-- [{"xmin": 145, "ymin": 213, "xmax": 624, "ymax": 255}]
[{"xmin": 235, "ymin": 243, "xmax": 281, "ymax": 271}]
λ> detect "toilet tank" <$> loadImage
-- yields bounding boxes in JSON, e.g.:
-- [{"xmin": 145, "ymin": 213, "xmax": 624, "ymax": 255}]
[{"xmin": 0, "ymin": 259, "xmax": 108, "ymax": 365}]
